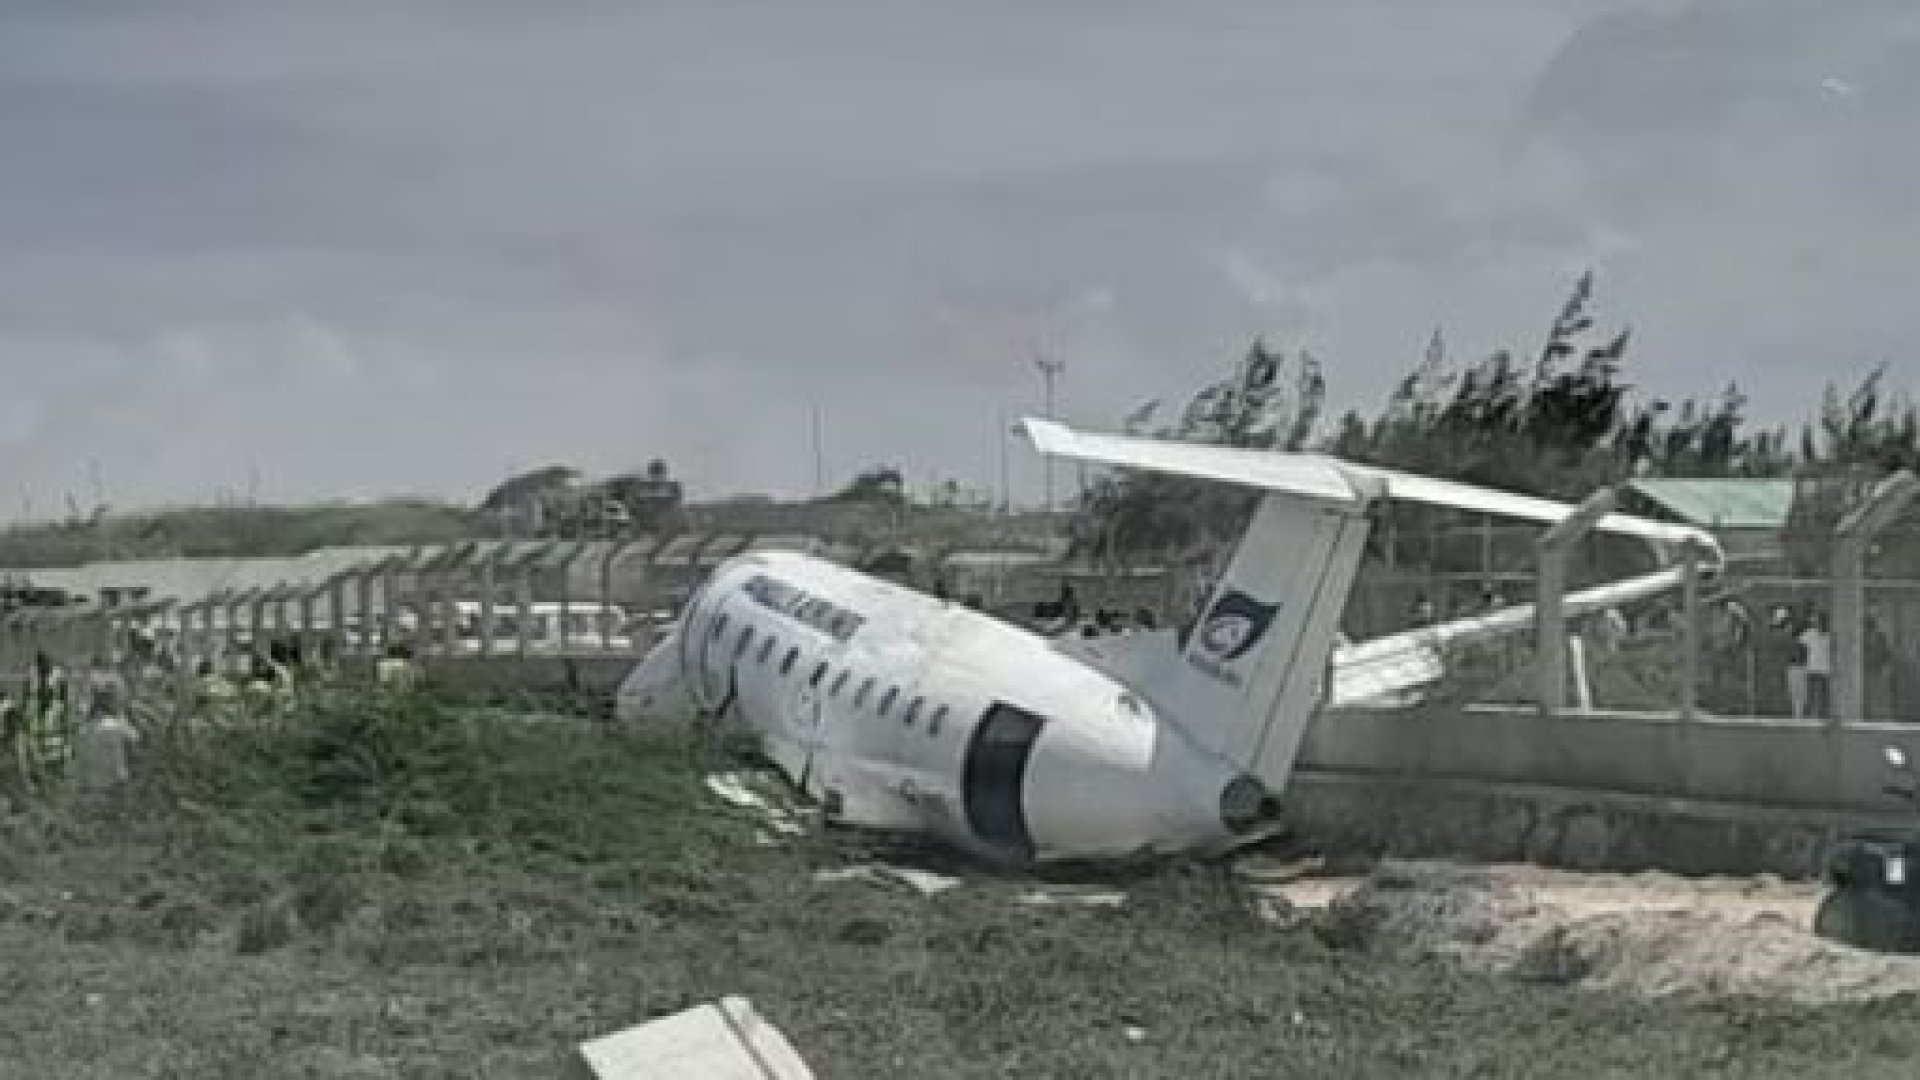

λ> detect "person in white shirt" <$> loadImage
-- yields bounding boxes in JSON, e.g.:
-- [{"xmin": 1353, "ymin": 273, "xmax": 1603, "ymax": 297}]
[
  {"xmin": 74, "ymin": 688, "xmax": 140, "ymax": 801},
  {"xmin": 1799, "ymin": 611, "xmax": 1833, "ymax": 719}
]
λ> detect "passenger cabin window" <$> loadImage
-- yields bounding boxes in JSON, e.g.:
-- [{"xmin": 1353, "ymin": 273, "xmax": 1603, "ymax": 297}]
[
  {"xmin": 928, "ymin": 705, "xmax": 949, "ymax": 736},
  {"xmin": 735, "ymin": 626, "xmax": 755, "ymax": 657},
  {"xmin": 853, "ymin": 678, "xmax": 875, "ymax": 707},
  {"xmin": 829, "ymin": 671, "xmax": 850, "ymax": 697},
  {"xmin": 903, "ymin": 697, "xmax": 924, "ymax": 727},
  {"xmin": 809, "ymin": 662, "xmax": 829, "ymax": 688},
  {"xmin": 780, "ymin": 647, "xmax": 800, "ymax": 676},
  {"xmin": 757, "ymin": 637, "xmax": 777, "ymax": 664},
  {"xmin": 878, "ymin": 687, "xmax": 899, "ymax": 717},
  {"xmin": 711, "ymin": 613, "xmax": 729, "ymax": 640}
]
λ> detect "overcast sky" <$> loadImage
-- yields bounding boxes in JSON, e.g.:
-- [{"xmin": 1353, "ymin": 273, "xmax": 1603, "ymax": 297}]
[{"xmin": 0, "ymin": 0, "xmax": 1913, "ymax": 516}]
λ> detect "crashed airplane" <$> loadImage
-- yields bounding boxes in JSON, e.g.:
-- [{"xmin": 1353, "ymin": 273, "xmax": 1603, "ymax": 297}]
[{"xmin": 617, "ymin": 419, "xmax": 1721, "ymax": 865}]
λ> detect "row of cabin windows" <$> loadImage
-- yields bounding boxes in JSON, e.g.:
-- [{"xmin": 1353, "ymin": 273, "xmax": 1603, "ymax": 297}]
[{"xmin": 717, "ymin": 612, "xmax": 950, "ymax": 736}]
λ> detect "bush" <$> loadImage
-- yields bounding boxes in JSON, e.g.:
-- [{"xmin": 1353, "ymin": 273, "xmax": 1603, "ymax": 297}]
[{"xmin": 125, "ymin": 687, "xmax": 740, "ymax": 876}]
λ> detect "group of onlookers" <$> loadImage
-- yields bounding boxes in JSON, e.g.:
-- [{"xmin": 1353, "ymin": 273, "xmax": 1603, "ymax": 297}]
[
  {"xmin": 0, "ymin": 637, "xmax": 424, "ymax": 811},
  {"xmin": 0, "ymin": 651, "xmax": 140, "ymax": 805},
  {"xmin": 1026, "ymin": 582, "xmax": 1161, "ymax": 639}
]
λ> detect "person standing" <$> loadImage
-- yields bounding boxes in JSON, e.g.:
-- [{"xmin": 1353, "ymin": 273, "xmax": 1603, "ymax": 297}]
[
  {"xmin": 1409, "ymin": 593, "xmax": 1437, "ymax": 629},
  {"xmin": 19, "ymin": 652, "xmax": 72, "ymax": 796},
  {"xmin": 191, "ymin": 659, "xmax": 239, "ymax": 726},
  {"xmin": 1800, "ymin": 611, "xmax": 1834, "ymax": 720},
  {"xmin": 74, "ymin": 687, "xmax": 140, "ymax": 810},
  {"xmin": 1778, "ymin": 608, "xmax": 1810, "ymax": 718},
  {"xmin": 375, "ymin": 642, "xmax": 421, "ymax": 692},
  {"xmin": 0, "ymin": 691, "xmax": 21, "ymax": 813}
]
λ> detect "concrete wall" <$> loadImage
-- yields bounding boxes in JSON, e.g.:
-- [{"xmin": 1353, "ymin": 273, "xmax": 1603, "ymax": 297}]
[
  {"xmin": 1299, "ymin": 705, "xmax": 1920, "ymax": 816},
  {"xmin": 1283, "ymin": 772, "xmax": 1906, "ymax": 878},
  {"xmin": 1285, "ymin": 705, "xmax": 1920, "ymax": 875}
]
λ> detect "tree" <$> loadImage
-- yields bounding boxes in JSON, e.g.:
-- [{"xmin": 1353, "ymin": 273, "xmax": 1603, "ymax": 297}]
[
  {"xmin": 827, "ymin": 466, "xmax": 907, "ymax": 506},
  {"xmin": 478, "ymin": 465, "xmax": 580, "ymax": 518},
  {"xmin": 1781, "ymin": 365, "xmax": 1920, "ymax": 575},
  {"xmin": 1088, "ymin": 272, "xmax": 1815, "ymax": 571},
  {"xmin": 1330, "ymin": 270, "xmax": 1796, "ymax": 497},
  {"xmin": 1075, "ymin": 339, "xmax": 1325, "ymax": 562}
]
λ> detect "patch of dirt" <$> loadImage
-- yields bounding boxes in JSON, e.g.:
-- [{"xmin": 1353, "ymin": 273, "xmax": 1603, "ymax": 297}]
[{"xmin": 1283, "ymin": 860, "xmax": 1920, "ymax": 1005}]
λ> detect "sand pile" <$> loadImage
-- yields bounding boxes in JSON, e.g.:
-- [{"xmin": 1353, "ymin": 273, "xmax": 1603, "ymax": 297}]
[{"xmin": 1298, "ymin": 860, "xmax": 1920, "ymax": 1004}]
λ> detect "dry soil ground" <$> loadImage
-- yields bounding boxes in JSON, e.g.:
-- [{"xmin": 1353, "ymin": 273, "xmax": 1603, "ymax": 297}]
[{"xmin": 3, "ymin": 699, "xmax": 1920, "ymax": 1078}]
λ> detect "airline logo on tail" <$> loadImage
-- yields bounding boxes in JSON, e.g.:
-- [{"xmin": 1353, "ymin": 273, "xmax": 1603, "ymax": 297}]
[{"xmin": 1190, "ymin": 590, "xmax": 1280, "ymax": 685}]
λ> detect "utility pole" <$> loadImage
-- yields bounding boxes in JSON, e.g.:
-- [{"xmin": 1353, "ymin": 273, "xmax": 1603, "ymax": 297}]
[
  {"xmin": 811, "ymin": 403, "xmax": 826, "ymax": 498},
  {"xmin": 996, "ymin": 409, "xmax": 1011, "ymax": 516},
  {"xmin": 88, "ymin": 459, "xmax": 107, "ymax": 561},
  {"xmin": 1034, "ymin": 353, "xmax": 1065, "ymax": 515}
]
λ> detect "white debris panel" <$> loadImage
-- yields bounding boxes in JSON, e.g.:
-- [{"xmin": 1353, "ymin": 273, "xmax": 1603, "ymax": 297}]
[{"xmin": 579, "ymin": 996, "xmax": 815, "ymax": 1080}]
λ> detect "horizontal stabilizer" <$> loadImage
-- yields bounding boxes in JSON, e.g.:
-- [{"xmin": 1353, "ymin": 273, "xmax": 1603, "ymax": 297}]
[{"xmin": 1019, "ymin": 418, "xmax": 1722, "ymax": 560}]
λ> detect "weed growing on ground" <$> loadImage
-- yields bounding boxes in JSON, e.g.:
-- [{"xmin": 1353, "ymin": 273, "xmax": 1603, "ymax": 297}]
[{"xmin": 2, "ymin": 689, "xmax": 1918, "ymax": 1078}]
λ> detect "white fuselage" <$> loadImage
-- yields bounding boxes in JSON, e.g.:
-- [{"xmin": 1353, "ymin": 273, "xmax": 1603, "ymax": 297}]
[{"xmin": 619, "ymin": 549, "xmax": 1263, "ymax": 864}]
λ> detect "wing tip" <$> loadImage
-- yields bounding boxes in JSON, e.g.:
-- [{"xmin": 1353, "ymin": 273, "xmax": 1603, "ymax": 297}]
[{"xmin": 1018, "ymin": 416, "xmax": 1072, "ymax": 453}]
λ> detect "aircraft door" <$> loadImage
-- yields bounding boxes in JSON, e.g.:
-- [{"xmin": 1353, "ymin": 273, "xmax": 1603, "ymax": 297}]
[
  {"xmin": 961, "ymin": 703, "xmax": 1044, "ymax": 863},
  {"xmin": 676, "ymin": 581, "xmax": 730, "ymax": 712},
  {"xmin": 792, "ymin": 669, "xmax": 828, "ymax": 799},
  {"xmin": 691, "ymin": 600, "xmax": 729, "ymax": 706}
]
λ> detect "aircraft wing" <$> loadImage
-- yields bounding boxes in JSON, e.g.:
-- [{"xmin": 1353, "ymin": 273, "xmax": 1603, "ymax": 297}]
[{"xmin": 1019, "ymin": 418, "xmax": 1722, "ymax": 560}]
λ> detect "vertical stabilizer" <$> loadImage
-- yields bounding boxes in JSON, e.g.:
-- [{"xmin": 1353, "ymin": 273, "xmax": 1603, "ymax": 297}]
[{"xmin": 1153, "ymin": 490, "xmax": 1374, "ymax": 787}]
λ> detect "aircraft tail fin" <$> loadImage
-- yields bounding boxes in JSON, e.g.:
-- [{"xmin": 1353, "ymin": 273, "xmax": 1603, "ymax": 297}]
[
  {"xmin": 1156, "ymin": 490, "xmax": 1373, "ymax": 785},
  {"xmin": 1022, "ymin": 419, "xmax": 1376, "ymax": 788}
]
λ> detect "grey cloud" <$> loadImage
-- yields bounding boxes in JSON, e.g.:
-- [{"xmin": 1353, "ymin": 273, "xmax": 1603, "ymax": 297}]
[{"xmin": 0, "ymin": 0, "xmax": 1908, "ymax": 515}]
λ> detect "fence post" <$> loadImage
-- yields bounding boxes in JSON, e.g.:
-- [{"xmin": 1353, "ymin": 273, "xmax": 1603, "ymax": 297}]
[
  {"xmin": 555, "ymin": 542, "xmax": 591, "ymax": 654},
  {"xmin": 1535, "ymin": 488, "xmax": 1617, "ymax": 718},
  {"xmin": 325, "ymin": 572, "xmax": 347, "ymax": 654},
  {"xmin": 1679, "ymin": 540, "xmax": 1704, "ymax": 721},
  {"xmin": 225, "ymin": 590, "xmax": 252, "ymax": 656},
  {"xmin": 511, "ymin": 542, "xmax": 556, "ymax": 659},
  {"xmin": 600, "ymin": 541, "xmax": 633, "ymax": 651},
  {"xmin": 477, "ymin": 545, "xmax": 504, "ymax": 659},
  {"xmin": 1832, "ymin": 471, "xmax": 1920, "ymax": 725},
  {"xmin": 379, "ymin": 552, "xmax": 415, "ymax": 652},
  {"xmin": 198, "ymin": 593, "xmax": 226, "ymax": 662},
  {"xmin": 436, "ymin": 543, "xmax": 480, "ymax": 658},
  {"xmin": 350, "ymin": 563, "xmax": 382, "ymax": 656}
]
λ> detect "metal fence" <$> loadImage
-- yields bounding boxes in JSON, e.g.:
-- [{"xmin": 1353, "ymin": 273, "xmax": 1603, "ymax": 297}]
[{"xmin": 0, "ymin": 538, "xmax": 732, "ymax": 683}]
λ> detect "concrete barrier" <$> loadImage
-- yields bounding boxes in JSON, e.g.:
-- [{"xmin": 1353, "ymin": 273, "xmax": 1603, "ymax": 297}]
[
  {"xmin": 1284, "ymin": 771, "xmax": 1908, "ymax": 878},
  {"xmin": 1286, "ymin": 706, "xmax": 1920, "ymax": 876},
  {"xmin": 1301, "ymin": 705, "xmax": 1920, "ymax": 816}
]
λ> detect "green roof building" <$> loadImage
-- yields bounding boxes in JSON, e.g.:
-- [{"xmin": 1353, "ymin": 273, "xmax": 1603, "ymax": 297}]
[{"xmin": 1620, "ymin": 479, "xmax": 1794, "ymax": 567}]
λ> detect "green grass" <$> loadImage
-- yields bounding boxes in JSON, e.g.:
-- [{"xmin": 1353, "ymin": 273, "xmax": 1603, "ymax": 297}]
[{"xmin": 2, "ymin": 690, "xmax": 1918, "ymax": 1078}]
